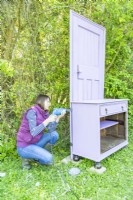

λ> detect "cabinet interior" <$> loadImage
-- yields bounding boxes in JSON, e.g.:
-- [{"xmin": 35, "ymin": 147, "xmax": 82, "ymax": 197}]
[{"xmin": 100, "ymin": 113, "xmax": 126, "ymax": 153}]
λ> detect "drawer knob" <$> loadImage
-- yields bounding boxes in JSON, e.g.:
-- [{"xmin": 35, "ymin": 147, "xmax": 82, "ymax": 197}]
[
  {"xmin": 105, "ymin": 108, "xmax": 108, "ymax": 114},
  {"xmin": 121, "ymin": 106, "xmax": 124, "ymax": 111}
]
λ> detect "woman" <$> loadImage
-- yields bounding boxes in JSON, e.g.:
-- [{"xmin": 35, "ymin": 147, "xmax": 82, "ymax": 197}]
[{"xmin": 16, "ymin": 94, "xmax": 65, "ymax": 169}]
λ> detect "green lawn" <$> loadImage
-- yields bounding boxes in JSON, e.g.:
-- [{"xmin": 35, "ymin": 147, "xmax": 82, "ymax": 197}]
[{"xmin": 0, "ymin": 130, "xmax": 133, "ymax": 200}]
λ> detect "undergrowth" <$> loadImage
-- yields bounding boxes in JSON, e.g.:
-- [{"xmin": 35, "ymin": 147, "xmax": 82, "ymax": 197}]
[{"xmin": 0, "ymin": 127, "xmax": 133, "ymax": 200}]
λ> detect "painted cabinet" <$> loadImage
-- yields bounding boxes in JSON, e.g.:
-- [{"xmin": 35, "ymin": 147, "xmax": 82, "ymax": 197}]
[{"xmin": 70, "ymin": 10, "xmax": 128, "ymax": 163}]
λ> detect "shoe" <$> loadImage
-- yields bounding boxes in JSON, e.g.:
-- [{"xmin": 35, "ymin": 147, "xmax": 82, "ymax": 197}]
[{"xmin": 22, "ymin": 158, "xmax": 31, "ymax": 170}]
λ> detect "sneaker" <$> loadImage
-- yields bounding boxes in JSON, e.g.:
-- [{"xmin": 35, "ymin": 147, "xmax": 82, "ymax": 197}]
[{"xmin": 22, "ymin": 158, "xmax": 31, "ymax": 170}]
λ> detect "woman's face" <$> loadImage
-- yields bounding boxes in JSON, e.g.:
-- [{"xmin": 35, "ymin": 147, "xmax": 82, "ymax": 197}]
[{"xmin": 43, "ymin": 98, "xmax": 51, "ymax": 110}]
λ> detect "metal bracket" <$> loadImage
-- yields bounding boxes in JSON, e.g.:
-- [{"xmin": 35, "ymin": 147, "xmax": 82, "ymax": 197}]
[{"xmin": 70, "ymin": 142, "xmax": 73, "ymax": 146}]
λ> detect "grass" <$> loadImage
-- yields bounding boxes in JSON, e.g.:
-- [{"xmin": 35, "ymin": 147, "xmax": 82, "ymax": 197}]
[{"xmin": 0, "ymin": 130, "xmax": 133, "ymax": 200}]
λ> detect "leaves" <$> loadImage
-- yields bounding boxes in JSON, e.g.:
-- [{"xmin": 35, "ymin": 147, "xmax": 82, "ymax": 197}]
[{"xmin": 0, "ymin": 59, "xmax": 14, "ymax": 77}]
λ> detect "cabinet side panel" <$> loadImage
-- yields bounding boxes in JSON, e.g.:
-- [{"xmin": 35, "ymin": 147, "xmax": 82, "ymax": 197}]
[{"xmin": 71, "ymin": 103, "xmax": 100, "ymax": 160}]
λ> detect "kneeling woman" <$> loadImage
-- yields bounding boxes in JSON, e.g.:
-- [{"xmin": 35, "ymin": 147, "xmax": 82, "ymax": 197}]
[{"xmin": 16, "ymin": 94, "xmax": 65, "ymax": 169}]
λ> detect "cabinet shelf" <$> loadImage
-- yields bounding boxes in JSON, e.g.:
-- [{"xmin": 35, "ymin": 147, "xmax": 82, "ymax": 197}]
[
  {"xmin": 100, "ymin": 120, "xmax": 119, "ymax": 130},
  {"xmin": 101, "ymin": 135, "xmax": 125, "ymax": 153}
]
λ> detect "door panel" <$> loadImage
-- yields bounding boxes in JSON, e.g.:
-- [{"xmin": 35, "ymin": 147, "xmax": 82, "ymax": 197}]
[{"xmin": 70, "ymin": 10, "xmax": 106, "ymax": 101}]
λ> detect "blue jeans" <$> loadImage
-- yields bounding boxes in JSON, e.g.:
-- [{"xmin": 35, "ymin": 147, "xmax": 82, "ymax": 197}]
[{"xmin": 17, "ymin": 131, "xmax": 59, "ymax": 165}]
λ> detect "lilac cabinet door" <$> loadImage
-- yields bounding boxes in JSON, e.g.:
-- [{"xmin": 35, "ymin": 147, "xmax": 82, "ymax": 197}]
[{"xmin": 70, "ymin": 10, "xmax": 106, "ymax": 101}]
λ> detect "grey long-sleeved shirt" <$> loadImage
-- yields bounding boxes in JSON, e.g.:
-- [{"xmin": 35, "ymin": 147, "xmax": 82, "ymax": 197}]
[{"xmin": 26, "ymin": 110, "xmax": 57, "ymax": 137}]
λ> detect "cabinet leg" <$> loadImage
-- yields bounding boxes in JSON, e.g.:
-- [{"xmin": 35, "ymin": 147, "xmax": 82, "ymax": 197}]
[
  {"xmin": 73, "ymin": 155, "xmax": 80, "ymax": 161},
  {"xmin": 94, "ymin": 162, "xmax": 102, "ymax": 169},
  {"xmin": 123, "ymin": 145, "xmax": 128, "ymax": 149}
]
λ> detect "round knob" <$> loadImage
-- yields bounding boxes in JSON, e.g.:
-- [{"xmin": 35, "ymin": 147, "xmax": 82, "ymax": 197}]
[{"xmin": 121, "ymin": 106, "xmax": 124, "ymax": 111}]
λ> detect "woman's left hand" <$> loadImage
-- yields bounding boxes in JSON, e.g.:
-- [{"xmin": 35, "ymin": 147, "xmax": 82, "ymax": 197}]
[
  {"xmin": 56, "ymin": 110, "xmax": 66, "ymax": 122},
  {"xmin": 60, "ymin": 110, "xmax": 66, "ymax": 118}
]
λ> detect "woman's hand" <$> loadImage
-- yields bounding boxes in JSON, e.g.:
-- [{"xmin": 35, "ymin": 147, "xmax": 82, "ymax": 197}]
[
  {"xmin": 43, "ymin": 115, "xmax": 57, "ymax": 127},
  {"xmin": 48, "ymin": 115, "xmax": 57, "ymax": 122},
  {"xmin": 56, "ymin": 110, "xmax": 66, "ymax": 123}
]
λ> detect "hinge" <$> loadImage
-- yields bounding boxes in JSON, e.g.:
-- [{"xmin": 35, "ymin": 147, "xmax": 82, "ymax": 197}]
[{"xmin": 70, "ymin": 142, "xmax": 73, "ymax": 146}]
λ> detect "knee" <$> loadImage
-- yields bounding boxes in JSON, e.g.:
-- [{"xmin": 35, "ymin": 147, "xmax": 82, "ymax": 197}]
[
  {"xmin": 45, "ymin": 154, "xmax": 53, "ymax": 165},
  {"xmin": 55, "ymin": 131, "xmax": 59, "ymax": 140},
  {"xmin": 50, "ymin": 131, "xmax": 59, "ymax": 144}
]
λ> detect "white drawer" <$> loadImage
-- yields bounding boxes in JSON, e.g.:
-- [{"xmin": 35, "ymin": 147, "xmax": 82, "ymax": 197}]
[{"xmin": 100, "ymin": 102, "xmax": 127, "ymax": 116}]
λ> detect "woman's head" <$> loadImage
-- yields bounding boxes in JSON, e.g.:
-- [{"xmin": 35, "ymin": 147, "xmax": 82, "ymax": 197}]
[{"xmin": 36, "ymin": 94, "xmax": 51, "ymax": 110}]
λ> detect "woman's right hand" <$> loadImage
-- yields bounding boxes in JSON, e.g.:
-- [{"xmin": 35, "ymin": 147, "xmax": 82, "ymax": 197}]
[
  {"xmin": 47, "ymin": 115, "xmax": 57, "ymax": 123},
  {"xmin": 43, "ymin": 115, "xmax": 57, "ymax": 127}
]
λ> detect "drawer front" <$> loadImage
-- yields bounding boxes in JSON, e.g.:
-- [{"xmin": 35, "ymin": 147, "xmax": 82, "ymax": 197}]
[{"xmin": 100, "ymin": 102, "xmax": 127, "ymax": 116}]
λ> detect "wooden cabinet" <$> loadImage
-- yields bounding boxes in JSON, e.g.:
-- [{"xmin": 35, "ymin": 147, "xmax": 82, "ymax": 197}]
[
  {"xmin": 70, "ymin": 10, "xmax": 128, "ymax": 164},
  {"xmin": 71, "ymin": 99, "xmax": 128, "ymax": 162}
]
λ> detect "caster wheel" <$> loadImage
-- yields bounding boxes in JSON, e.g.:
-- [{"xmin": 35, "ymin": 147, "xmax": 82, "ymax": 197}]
[
  {"xmin": 123, "ymin": 145, "xmax": 128, "ymax": 149},
  {"xmin": 94, "ymin": 162, "xmax": 102, "ymax": 169},
  {"xmin": 73, "ymin": 155, "xmax": 80, "ymax": 161}
]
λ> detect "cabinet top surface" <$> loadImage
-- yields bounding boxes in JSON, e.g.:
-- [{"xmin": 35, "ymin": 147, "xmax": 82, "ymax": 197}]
[{"xmin": 71, "ymin": 99, "xmax": 128, "ymax": 104}]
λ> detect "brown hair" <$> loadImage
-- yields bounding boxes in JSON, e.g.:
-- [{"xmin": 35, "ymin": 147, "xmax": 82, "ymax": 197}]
[{"xmin": 36, "ymin": 94, "xmax": 50, "ymax": 110}]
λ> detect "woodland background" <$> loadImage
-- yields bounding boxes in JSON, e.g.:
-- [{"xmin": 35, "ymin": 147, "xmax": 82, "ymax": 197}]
[{"xmin": 0, "ymin": 0, "xmax": 133, "ymax": 159}]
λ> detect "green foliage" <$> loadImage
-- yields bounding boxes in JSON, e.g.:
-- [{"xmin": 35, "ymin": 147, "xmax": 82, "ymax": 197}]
[
  {"xmin": 0, "ymin": 59, "xmax": 14, "ymax": 77},
  {"xmin": 0, "ymin": 127, "xmax": 133, "ymax": 199},
  {"xmin": 1, "ymin": 0, "xmax": 133, "ymax": 159},
  {"xmin": 0, "ymin": 137, "xmax": 17, "ymax": 161}
]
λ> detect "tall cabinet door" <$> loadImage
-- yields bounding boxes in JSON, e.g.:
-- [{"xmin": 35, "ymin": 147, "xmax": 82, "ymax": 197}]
[{"xmin": 70, "ymin": 10, "xmax": 106, "ymax": 101}]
